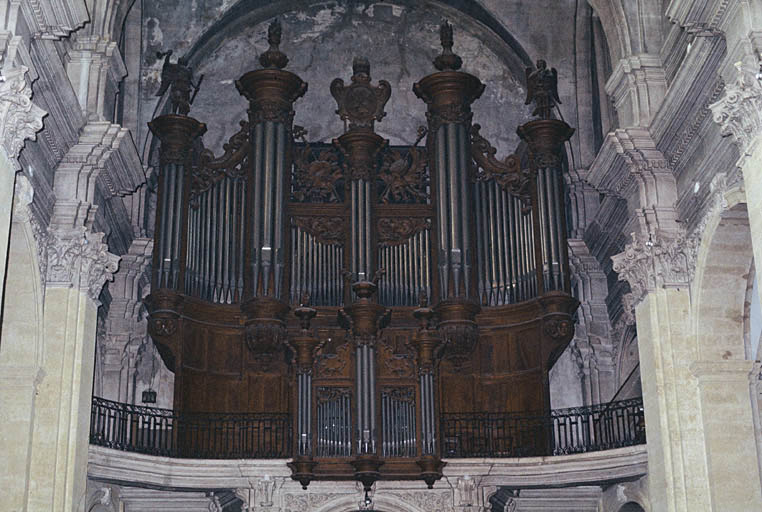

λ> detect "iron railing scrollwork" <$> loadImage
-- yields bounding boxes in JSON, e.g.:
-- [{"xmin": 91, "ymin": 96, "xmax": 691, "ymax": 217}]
[
  {"xmin": 89, "ymin": 397, "xmax": 291, "ymax": 459},
  {"xmin": 440, "ymin": 397, "xmax": 645, "ymax": 458}
]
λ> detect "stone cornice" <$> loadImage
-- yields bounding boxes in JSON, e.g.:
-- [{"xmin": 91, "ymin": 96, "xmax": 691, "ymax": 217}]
[
  {"xmin": 710, "ymin": 60, "xmax": 762, "ymax": 164},
  {"xmin": 0, "ymin": 64, "xmax": 46, "ymax": 170},
  {"xmin": 46, "ymin": 226, "xmax": 120, "ymax": 302},
  {"xmin": 55, "ymin": 121, "xmax": 145, "ymax": 203},
  {"xmin": 605, "ymin": 54, "xmax": 667, "ymax": 127},
  {"xmin": 21, "ymin": 0, "xmax": 89, "ymax": 40},
  {"xmin": 88, "ymin": 444, "xmax": 647, "ymax": 494}
]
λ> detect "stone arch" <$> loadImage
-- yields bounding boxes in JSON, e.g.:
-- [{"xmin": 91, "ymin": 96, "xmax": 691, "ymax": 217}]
[
  {"xmin": 586, "ymin": 0, "xmax": 666, "ymax": 64},
  {"xmin": 312, "ymin": 493, "xmax": 429, "ymax": 512},
  {"xmin": 693, "ymin": 192, "xmax": 752, "ymax": 361}
]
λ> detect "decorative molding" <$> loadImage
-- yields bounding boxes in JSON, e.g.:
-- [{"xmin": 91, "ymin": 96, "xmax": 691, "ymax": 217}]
[
  {"xmin": 46, "ymin": 227, "xmax": 120, "ymax": 302},
  {"xmin": 690, "ymin": 360, "xmax": 754, "ymax": 381},
  {"xmin": 605, "ymin": 54, "xmax": 667, "ymax": 128},
  {"xmin": 22, "ymin": 0, "xmax": 89, "ymax": 40},
  {"xmin": 611, "ymin": 228, "xmax": 698, "ymax": 307},
  {"xmin": 710, "ymin": 60, "xmax": 762, "ymax": 163},
  {"xmin": 0, "ymin": 65, "xmax": 46, "ymax": 169}
]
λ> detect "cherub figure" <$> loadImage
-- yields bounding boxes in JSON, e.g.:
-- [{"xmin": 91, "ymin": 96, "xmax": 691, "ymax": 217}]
[
  {"xmin": 524, "ymin": 59, "xmax": 561, "ymax": 119},
  {"xmin": 155, "ymin": 50, "xmax": 203, "ymax": 115}
]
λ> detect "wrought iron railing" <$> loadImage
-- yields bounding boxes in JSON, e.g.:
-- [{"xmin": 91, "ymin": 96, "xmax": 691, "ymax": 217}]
[
  {"xmin": 440, "ymin": 397, "xmax": 645, "ymax": 458},
  {"xmin": 89, "ymin": 397, "xmax": 291, "ymax": 458},
  {"xmin": 90, "ymin": 396, "xmax": 643, "ymax": 459}
]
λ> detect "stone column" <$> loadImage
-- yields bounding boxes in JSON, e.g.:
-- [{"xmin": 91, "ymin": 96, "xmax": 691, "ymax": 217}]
[
  {"xmin": 27, "ymin": 228, "xmax": 119, "ymax": 511},
  {"xmin": 0, "ymin": 63, "xmax": 46, "ymax": 301}
]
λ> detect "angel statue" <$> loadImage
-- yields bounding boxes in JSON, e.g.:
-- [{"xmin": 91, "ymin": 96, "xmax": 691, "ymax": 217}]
[
  {"xmin": 524, "ymin": 59, "xmax": 561, "ymax": 120},
  {"xmin": 155, "ymin": 50, "xmax": 204, "ymax": 115}
]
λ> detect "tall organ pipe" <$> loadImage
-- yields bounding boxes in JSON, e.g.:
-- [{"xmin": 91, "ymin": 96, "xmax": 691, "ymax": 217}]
[
  {"xmin": 148, "ymin": 115, "xmax": 207, "ymax": 292},
  {"xmin": 236, "ymin": 52, "xmax": 307, "ymax": 302}
]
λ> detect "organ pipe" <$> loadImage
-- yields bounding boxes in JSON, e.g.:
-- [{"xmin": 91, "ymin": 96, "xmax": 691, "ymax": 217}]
[
  {"xmin": 236, "ymin": 19, "xmax": 307, "ymax": 348},
  {"xmin": 148, "ymin": 114, "xmax": 207, "ymax": 291},
  {"xmin": 414, "ymin": 21, "xmax": 483, "ymax": 360}
]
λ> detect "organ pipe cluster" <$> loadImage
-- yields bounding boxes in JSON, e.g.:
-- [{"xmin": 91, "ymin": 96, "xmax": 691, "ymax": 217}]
[{"xmin": 147, "ymin": 17, "xmax": 576, "ymax": 492}]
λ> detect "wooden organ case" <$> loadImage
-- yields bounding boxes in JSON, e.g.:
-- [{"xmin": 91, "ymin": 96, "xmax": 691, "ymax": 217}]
[{"xmin": 145, "ymin": 21, "xmax": 578, "ymax": 489}]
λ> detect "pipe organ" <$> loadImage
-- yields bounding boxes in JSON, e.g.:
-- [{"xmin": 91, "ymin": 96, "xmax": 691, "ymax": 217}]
[{"xmin": 146, "ymin": 20, "xmax": 578, "ymax": 489}]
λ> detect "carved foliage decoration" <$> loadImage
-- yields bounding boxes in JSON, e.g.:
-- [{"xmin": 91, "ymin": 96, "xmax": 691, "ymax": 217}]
[
  {"xmin": 378, "ymin": 146, "xmax": 429, "ymax": 204},
  {"xmin": 710, "ymin": 61, "xmax": 762, "ymax": 156},
  {"xmin": 291, "ymin": 142, "xmax": 344, "ymax": 203},
  {"xmin": 377, "ymin": 217, "xmax": 431, "ymax": 247},
  {"xmin": 0, "ymin": 65, "xmax": 46, "ymax": 169},
  {"xmin": 611, "ymin": 229, "xmax": 698, "ymax": 307},
  {"xmin": 293, "ymin": 216, "xmax": 345, "ymax": 245},
  {"xmin": 47, "ymin": 227, "xmax": 120, "ymax": 301},
  {"xmin": 192, "ymin": 120, "xmax": 249, "ymax": 203}
]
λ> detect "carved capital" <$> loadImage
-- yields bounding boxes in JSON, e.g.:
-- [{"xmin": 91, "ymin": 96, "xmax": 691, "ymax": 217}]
[
  {"xmin": 46, "ymin": 227, "xmax": 120, "ymax": 302},
  {"xmin": 611, "ymin": 229, "xmax": 697, "ymax": 307},
  {"xmin": 0, "ymin": 65, "xmax": 46, "ymax": 169},
  {"xmin": 710, "ymin": 61, "xmax": 762, "ymax": 161}
]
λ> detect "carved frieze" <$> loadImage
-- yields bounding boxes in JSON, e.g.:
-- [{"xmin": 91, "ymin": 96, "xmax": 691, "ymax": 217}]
[
  {"xmin": 0, "ymin": 65, "xmax": 46, "ymax": 169},
  {"xmin": 46, "ymin": 227, "xmax": 120, "ymax": 302}
]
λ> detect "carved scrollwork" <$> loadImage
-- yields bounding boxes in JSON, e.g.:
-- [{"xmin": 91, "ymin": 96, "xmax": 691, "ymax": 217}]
[
  {"xmin": 291, "ymin": 141, "xmax": 344, "ymax": 203},
  {"xmin": 377, "ymin": 217, "xmax": 431, "ymax": 247},
  {"xmin": 378, "ymin": 146, "xmax": 429, "ymax": 204},
  {"xmin": 192, "ymin": 120, "xmax": 250, "ymax": 204},
  {"xmin": 471, "ymin": 124, "xmax": 530, "ymax": 206},
  {"xmin": 293, "ymin": 216, "xmax": 345, "ymax": 245}
]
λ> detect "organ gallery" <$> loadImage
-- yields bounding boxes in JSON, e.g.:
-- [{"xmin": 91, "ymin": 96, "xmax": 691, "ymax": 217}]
[{"xmin": 143, "ymin": 20, "xmax": 583, "ymax": 489}]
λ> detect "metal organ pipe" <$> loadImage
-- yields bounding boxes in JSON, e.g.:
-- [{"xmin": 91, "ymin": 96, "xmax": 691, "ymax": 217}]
[{"xmin": 148, "ymin": 115, "xmax": 206, "ymax": 293}]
